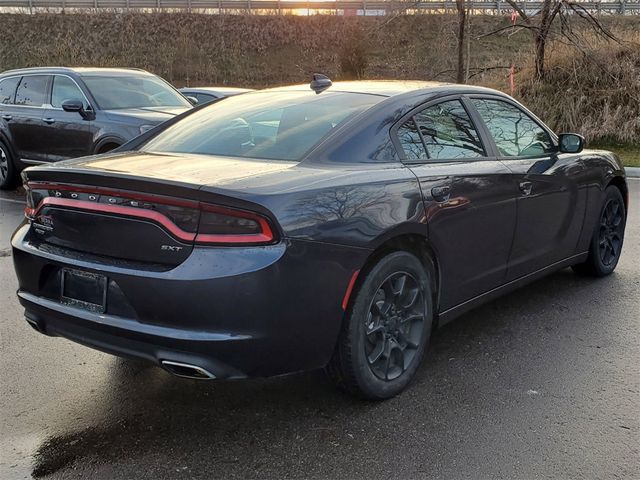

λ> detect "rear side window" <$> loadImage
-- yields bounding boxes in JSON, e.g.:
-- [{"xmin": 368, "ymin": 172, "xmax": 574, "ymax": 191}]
[
  {"xmin": 397, "ymin": 119, "xmax": 427, "ymax": 161},
  {"xmin": 0, "ymin": 77, "xmax": 20, "ymax": 104},
  {"xmin": 472, "ymin": 98, "xmax": 554, "ymax": 157},
  {"xmin": 15, "ymin": 75, "xmax": 49, "ymax": 107},
  {"xmin": 397, "ymin": 99, "xmax": 484, "ymax": 161},
  {"xmin": 52, "ymin": 76, "xmax": 88, "ymax": 109},
  {"xmin": 415, "ymin": 101, "xmax": 484, "ymax": 159}
]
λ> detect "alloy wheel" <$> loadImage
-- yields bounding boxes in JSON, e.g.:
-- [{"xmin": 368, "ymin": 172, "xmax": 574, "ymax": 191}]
[
  {"xmin": 598, "ymin": 197, "xmax": 624, "ymax": 266},
  {"xmin": 364, "ymin": 271, "xmax": 426, "ymax": 381},
  {"xmin": 0, "ymin": 146, "xmax": 8, "ymax": 183}
]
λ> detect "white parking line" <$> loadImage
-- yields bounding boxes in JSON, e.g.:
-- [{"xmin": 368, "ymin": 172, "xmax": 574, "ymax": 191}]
[{"xmin": 0, "ymin": 197, "xmax": 24, "ymax": 204}]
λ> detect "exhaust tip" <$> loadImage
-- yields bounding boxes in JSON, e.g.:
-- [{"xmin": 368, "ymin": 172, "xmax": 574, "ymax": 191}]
[{"xmin": 161, "ymin": 360, "xmax": 216, "ymax": 380}]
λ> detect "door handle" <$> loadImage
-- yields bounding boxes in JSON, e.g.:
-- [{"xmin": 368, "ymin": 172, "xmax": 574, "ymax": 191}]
[
  {"xmin": 519, "ymin": 181, "xmax": 533, "ymax": 196},
  {"xmin": 1, "ymin": 114, "xmax": 12, "ymax": 121},
  {"xmin": 43, "ymin": 117, "xmax": 56, "ymax": 124},
  {"xmin": 431, "ymin": 185, "xmax": 451, "ymax": 203}
]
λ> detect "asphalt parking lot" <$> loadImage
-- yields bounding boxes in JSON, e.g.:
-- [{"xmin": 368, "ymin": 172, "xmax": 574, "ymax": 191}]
[{"xmin": 1, "ymin": 181, "xmax": 639, "ymax": 480}]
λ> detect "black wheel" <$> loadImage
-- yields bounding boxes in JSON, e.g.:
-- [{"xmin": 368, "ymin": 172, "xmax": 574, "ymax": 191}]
[
  {"xmin": 572, "ymin": 185, "xmax": 626, "ymax": 277},
  {"xmin": 327, "ymin": 251, "xmax": 433, "ymax": 400},
  {"xmin": 0, "ymin": 140, "xmax": 17, "ymax": 190},
  {"xmin": 97, "ymin": 142, "xmax": 121, "ymax": 154}
]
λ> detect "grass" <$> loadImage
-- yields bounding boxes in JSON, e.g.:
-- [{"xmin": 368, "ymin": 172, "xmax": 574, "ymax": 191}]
[
  {"xmin": 511, "ymin": 30, "xmax": 640, "ymax": 147},
  {"xmin": 591, "ymin": 143, "xmax": 640, "ymax": 168},
  {"xmin": 0, "ymin": 13, "xmax": 637, "ymax": 147}
]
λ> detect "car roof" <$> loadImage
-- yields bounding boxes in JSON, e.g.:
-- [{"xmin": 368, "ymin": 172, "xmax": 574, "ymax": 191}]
[
  {"xmin": 180, "ymin": 87, "xmax": 254, "ymax": 95},
  {"xmin": 259, "ymin": 80, "xmax": 505, "ymax": 98},
  {"xmin": 0, "ymin": 66, "xmax": 155, "ymax": 77}
]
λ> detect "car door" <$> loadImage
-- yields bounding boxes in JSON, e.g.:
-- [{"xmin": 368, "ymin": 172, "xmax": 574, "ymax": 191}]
[
  {"xmin": 392, "ymin": 96, "xmax": 517, "ymax": 311},
  {"xmin": 2, "ymin": 75, "xmax": 50, "ymax": 163},
  {"xmin": 469, "ymin": 96, "xmax": 586, "ymax": 280},
  {"xmin": 0, "ymin": 75, "xmax": 21, "ymax": 142},
  {"xmin": 41, "ymin": 74, "xmax": 94, "ymax": 162}
]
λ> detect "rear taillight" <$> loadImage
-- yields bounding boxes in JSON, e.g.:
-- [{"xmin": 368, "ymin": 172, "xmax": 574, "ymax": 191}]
[
  {"xmin": 196, "ymin": 204, "xmax": 274, "ymax": 245},
  {"xmin": 24, "ymin": 183, "xmax": 36, "ymax": 219},
  {"xmin": 25, "ymin": 182, "xmax": 277, "ymax": 246}
]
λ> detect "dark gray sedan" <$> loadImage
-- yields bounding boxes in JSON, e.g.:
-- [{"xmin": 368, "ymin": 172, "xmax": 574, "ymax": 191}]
[{"xmin": 12, "ymin": 77, "xmax": 628, "ymax": 399}]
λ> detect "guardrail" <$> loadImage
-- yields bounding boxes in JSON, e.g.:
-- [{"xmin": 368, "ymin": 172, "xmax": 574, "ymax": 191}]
[{"xmin": 0, "ymin": 0, "xmax": 638, "ymax": 13}]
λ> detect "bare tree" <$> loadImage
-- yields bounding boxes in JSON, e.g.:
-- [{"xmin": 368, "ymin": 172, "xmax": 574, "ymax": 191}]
[
  {"xmin": 455, "ymin": 0, "xmax": 467, "ymax": 83},
  {"xmin": 493, "ymin": 0, "xmax": 617, "ymax": 79}
]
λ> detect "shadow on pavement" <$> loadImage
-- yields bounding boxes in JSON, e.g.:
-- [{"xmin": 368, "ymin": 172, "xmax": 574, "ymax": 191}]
[{"xmin": 31, "ymin": 268, "xmax": 624, "ymax": 478}]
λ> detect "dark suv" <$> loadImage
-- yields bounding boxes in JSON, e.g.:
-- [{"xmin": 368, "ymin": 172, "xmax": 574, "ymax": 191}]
[{"xmin": 0, "ymin": 67, "xmax": 193, "ymax": 188}]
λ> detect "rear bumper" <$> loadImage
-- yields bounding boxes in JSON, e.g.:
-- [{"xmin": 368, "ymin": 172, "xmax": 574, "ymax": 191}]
[
  {"xmin": 19, "ymin": 291, "xmax": 253, "ymax": 378},
  {"xmin": 12, "ymin": 224, "xmax": 368, "ymax": 378}
]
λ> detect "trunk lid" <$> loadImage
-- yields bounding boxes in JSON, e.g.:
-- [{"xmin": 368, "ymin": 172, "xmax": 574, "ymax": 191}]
[
  {"xmin": 23, "ymin": 151, "xmax": 291, "ymax": 266},
  {"xmin": 43, "ymin": 151, "xmax": 295, "ymax": 186}
]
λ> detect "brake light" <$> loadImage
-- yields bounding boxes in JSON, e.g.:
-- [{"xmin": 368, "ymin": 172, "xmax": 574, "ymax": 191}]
[
  {"xmin": 24, "ymin": 182, "xmax": 277, "ymax": 246},
  {"xmin": 24, "ymin": 183, "xmax": 36, "ymax": 219},
  {"xmin": 196, "ymin": 204, "xmax": 274, "ymax": 245}
]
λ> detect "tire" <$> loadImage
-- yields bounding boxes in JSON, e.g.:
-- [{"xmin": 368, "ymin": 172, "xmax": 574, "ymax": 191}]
[
  {"xmin": 0, "ymin": 140, "xmax": 17, "ymax": 190},
  {"xmin": 97, "ymin": 142, "xmax": 121, "ymax": 154},
  {"xmin": 572, "ymin": 185, "xmax": 626, "ymax": 277},
  {"xmin": 327, "ymin": 251, "xmax": 433, "ymax": 400}
]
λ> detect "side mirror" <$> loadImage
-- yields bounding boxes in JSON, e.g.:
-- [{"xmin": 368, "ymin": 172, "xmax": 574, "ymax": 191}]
[
  {"xmin": 186, "ymin": 96, "xmax": 198, "ymax": 106},
  {"xmin": 62, "ymin": 99, "xmax": 93, "ymax": 120},
  {"xmin": 558, "ymin": 133, "xmax": 584, "ymax": 154},
  {"xmin": 61, "ymin": 99, "xmax": 83, "ymax": 113}
]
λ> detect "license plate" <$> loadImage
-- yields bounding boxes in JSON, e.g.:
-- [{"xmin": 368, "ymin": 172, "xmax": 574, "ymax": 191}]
[{"xmin": 60, "ymin": 269, "xmax": 107, "ymax": 313}]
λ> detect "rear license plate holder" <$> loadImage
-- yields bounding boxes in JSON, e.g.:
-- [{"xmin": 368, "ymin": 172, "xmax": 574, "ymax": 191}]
[{"xmin": 60, "ymin": 269, "xmax": 107, "ymax": 313}]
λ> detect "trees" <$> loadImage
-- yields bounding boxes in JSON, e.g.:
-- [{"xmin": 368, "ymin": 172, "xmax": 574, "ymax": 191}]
[
  {"xmin": 501, "ymin": 0, "xmax": 617, "ymax": 79},
  {"xmin": 455, "ymin": 0, "xmax": 467, "ymax": 83}
]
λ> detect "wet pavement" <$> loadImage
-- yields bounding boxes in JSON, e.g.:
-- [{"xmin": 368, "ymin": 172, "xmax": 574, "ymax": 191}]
[{"xmin": 1, "ymin": 182, "xmax": 639, "ymax": 479}]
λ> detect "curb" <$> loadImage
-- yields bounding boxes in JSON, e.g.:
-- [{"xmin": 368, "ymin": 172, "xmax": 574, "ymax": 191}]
[{"xmin": 626, "ymin": 167, "xmax": 640, "ymax": 178}]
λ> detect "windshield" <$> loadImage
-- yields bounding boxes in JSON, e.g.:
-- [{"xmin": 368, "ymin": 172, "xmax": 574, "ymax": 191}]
[
  {"xmin": 83, "ymin": 75, "xmax": 191, "ymax": 110},
  {"xmin": 141, "ymin": 91, "xmax": 383, "ymax": 161}
]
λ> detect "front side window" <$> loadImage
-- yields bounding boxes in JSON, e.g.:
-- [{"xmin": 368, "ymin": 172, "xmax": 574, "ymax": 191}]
[
  {"xmin": 0, "ymin": 77, "xmax": 20, "ymax": 104},
  {"xmin": 14, "ymin": 75, "xmax": 49, "ymax": 107},
  {"xmin": 142, "ymin": 91, "xmax": 381, "ymax": 161},
  {"xmin": 52, "ymin": 76, "xmax": 88, "ymax": 109},
  {"xmin": 472, "ymin": 98, "xmax": 555, "ymax": 157},
  {"xmin": 82, "ymin": 75, "xmax": 191, "ymax": 110},
  {"xmin": 397, "ymin": 99, "xmax": 484, "ymax": 161}
]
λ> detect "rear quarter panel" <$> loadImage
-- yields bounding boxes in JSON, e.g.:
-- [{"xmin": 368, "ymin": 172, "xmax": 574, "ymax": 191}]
[{"xmin": 199, "ymin": 162, "xmax": 426, "ymax": 249}]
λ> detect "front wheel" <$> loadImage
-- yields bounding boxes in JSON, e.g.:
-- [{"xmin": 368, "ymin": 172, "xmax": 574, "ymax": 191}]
[
  {"xmin": 327, "ymin": 251, "xmax": 433, "ymax": 400},
  {"xmin": 572, "ymin": 185, "xmax": 626, "ymax": 277}
]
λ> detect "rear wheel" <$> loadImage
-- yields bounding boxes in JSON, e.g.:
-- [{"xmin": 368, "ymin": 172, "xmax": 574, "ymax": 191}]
[
  {"xmin": 327, "ymin": 251, "xmax": 433, "ymax": 400},
  {"xmin": 0, "ymin": 141, "xmax": 17, "ymax": 190},
  {"xmin": 572, "ymin": 185, "xmax": 626, "ymax": 277}
]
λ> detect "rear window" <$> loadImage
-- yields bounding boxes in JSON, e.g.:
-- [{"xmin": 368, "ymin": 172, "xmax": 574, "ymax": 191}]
[{"xmin": 141, "ymin": 91, "xmax": 382, "ymax": 161}]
